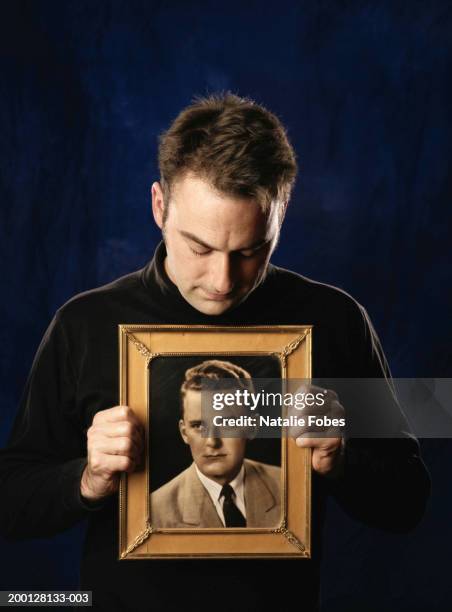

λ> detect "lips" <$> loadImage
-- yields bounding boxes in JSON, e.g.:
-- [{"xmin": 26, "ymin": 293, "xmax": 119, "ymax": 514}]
[
  {"xmin": 203, "ymin": 454, "xmax": 226, "ymax": 458},
  {"xmin": 202, "ymin": 291, "xmax": 234, "ymax": 301}
]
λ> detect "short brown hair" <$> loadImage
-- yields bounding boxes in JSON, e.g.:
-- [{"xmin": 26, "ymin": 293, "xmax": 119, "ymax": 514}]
[
  {"xmin": 158, "ymin": 93, "xmax": 297, "ymax": 219},
  {"xmin": 180, "ymin": 359, "xmax": 253, "ymax": 418}
]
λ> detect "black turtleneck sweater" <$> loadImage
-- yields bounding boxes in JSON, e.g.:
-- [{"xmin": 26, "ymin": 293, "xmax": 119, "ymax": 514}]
[{"xmin": 0, "ymin": 242, "xmax": 430, "ymax": 611}]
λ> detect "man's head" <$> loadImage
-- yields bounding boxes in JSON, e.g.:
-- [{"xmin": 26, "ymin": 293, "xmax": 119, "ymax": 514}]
[
  {"xmin": 179, "ymin": 360, "xmax": 253, "ymax": 485},
  {"xmin": 152, "ymin": 93, "xmax": 297, "ymax": 315}
]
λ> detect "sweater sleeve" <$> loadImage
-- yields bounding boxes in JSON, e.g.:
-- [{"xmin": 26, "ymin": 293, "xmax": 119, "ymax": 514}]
[
  {"xmin": 0, "ymin": 312, "xmax": 103, "ymax": 540},
  {"xmin": 326, "ymin": 302, "xmax": 431, "ymax": 533}
]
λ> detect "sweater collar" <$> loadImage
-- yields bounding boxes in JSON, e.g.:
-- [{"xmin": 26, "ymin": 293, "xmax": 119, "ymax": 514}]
[{"xmin": 141, "ymin": 241, "xmax": 276, "ymax": 324}]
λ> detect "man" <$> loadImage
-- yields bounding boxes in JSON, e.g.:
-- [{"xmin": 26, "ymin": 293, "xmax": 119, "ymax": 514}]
[
  {"xmin": 150, "ymin": 360, "xmax": 281, "ymax": 529},
  {"xmin": 0, "ymin": 94, "xmax": 430, "ymax": 611}
]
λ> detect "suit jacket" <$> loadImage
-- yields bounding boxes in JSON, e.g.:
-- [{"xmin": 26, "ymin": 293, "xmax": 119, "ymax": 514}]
[{"xmin": 150, "ymin": 459, "xmax": 281, "ymax": 528}]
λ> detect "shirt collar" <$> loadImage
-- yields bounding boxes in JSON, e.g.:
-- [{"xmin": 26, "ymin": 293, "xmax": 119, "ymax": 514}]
[{"xmin": 194, "ymin": 463, "xmax": 245, "ymax": 501}]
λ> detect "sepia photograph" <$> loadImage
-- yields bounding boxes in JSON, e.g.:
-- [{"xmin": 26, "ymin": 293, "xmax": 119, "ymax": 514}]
[{"xmin": 149, "ymin": 356, "xmax": 282, "ymax": 529}]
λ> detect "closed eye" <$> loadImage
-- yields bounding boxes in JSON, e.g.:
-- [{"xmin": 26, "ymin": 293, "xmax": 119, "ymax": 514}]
[
  {"xmin": 189, "ymin": 247, "xmax": 211, "ymax": 257},
  {"xmin": 235, "ymin": 242, "xmax": 268, "ymax": 258},
  {"xmin": 187, "ymin": 238, "xmax": 269, "ymax": 258}
]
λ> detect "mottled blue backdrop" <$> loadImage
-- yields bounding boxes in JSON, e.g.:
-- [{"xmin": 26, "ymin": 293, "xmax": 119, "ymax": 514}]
[{"xmin": 1, "ymin": 1, "xmax": 451, "ymax": 610}]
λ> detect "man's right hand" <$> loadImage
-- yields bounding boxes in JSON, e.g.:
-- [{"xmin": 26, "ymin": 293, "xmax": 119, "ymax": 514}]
[{"xmin": 80, "ymin": 405, "xmax": 144, "ymax": 502}]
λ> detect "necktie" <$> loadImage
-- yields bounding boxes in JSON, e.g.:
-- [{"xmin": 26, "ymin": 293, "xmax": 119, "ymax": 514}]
[{"xmin": 220, "ymin": 483, "xmax": 246, "ymax": 527}]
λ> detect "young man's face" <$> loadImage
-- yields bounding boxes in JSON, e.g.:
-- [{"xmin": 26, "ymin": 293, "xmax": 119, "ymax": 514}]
[
  {"xmin": 152, "ymin": 173, "xmax": 282, "ymax": 315},
  {"xmin": 179, "ymin": 389, "xmax": 247, "ymax": 485}
]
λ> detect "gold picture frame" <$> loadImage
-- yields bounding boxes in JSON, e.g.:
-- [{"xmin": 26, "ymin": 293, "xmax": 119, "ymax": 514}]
[{"xmin": 118, "ymin": 324, "xmax": 312, "ymax": 559}]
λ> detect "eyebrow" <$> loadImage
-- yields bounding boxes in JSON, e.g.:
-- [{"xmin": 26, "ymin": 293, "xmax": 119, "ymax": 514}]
[{"xmin": 180, "ymin": 230, "xmax": 268, "ymax": 252}]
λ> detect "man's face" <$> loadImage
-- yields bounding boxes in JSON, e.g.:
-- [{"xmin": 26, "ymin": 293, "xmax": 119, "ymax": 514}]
[
  {"xmin": 152, "ymin": 173, "xmax": 282, "ymax": 315},
  {"xmin": 179, "ymin": 389, "xmax": 247, "ymax": 485}
]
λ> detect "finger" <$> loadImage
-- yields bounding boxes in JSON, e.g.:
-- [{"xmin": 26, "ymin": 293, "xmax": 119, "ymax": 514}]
[
  {"xmin": 322, "ymin": 387, "xmax": 339, "ymax": 402},
  {"xmin": 295, "ymin": 436, "xmax": 342, "ymax": 449},
  {"xmin": 94, "ymin": 436, "xmax": 143, "ymax": 460},
  {"xmin": 102, "ymin": 420, "xmax": 144, "ymax": 446},
  {"xmin": 311, "ymin": 445, "xmax": 343, "ymax": 476},
  {"xmin": 88, "ymin": 424, "xmax": 143, "ymax": 455},
  {"xmin": 93, "ymin": 405, "xmax": 141, "ymax": 425},
  {"xmin": 286, "ymin": 395, "xmax": 344, "ymax": 418},
  {"xmin": 289, "ymin": 399, "xmax": 345, "ymax": 433},
  {"xmin": 329, "ymin": 399, "xmax": 345, "ymax": 418},
  {"xmin": 293, "ymin": 383, "xmax": 339, "ymax": 402},
  {"xmin": 311, "ymin": 385, "xmax": 339, "ymax": 401},
  {"xmin": 103, "ymin": 405, "xmax": 140, "ymax": 424},
  {"xmin": 89, "ymin": 452, "xmax": 136, "ymax": 475},
  {"xmin": 296, "ymin": 436, "xmax": 323, "ymax": 448},
  {"xmin": 292, "ymin": 397, "xmax": 344, "ymax": 419},
  {"xmin": 308, "ymin": 404, "xmax": 345, "ymax": 431}
]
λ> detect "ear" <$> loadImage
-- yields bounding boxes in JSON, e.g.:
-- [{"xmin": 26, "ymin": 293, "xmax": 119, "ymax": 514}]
[
  {"xmin": 151, "ymin": 181, "xmax": 165, "ymax": 229},
  {"xmin": 179, "ymin": 419, "xmax": 188, "ymax": 444}
]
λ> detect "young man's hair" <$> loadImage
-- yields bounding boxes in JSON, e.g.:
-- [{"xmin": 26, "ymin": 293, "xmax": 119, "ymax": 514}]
[
  {"xmin": 180, "ymin": 359, "xmax": 253, "ymax": 418},
  {"xmin": 158, "ymin": 93, "xmax": 297, "ymax": 221}
]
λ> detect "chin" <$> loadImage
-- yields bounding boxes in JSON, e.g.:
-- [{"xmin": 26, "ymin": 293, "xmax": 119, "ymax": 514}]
[
  {"xmin": 203, "ymin": 466, "xmax": 226, "ymax": 479},
  {"xmin": 187, "ymin": 296, "xmax": 237, "ymax": 316},
  {"xmin": 201, "ymin": 302, "xmax": 234, "ymax": 316}
]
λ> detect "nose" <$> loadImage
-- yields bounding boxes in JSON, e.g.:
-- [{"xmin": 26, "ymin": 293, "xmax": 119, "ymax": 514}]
[
  {"xmin": 206, "ymin": 435, "xmax": 222, "ymax": 449},
  {"xmin": 211, "ymin": 253, "xmax": 234, "ymax": 295}
]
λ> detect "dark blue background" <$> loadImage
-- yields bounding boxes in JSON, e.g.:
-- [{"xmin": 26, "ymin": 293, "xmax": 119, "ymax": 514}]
[{"xmin": 1, "ymin": 1, "xmax": 451, "ymax": 610}]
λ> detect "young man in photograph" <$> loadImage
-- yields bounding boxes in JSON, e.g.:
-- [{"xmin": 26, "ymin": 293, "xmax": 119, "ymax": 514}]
[{"xmin": 151, "ymin": 359, "xmax": 281, "ymax": 529}]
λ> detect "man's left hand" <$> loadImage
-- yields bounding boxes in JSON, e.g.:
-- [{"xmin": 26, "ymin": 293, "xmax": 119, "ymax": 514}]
[
  {"xmin": 289, "ymin": 385, "xmax": 345, "ymax": 478},
  {"xmin": 295, "ymin": 435, "xmax": 344, "ymax": 477}
]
